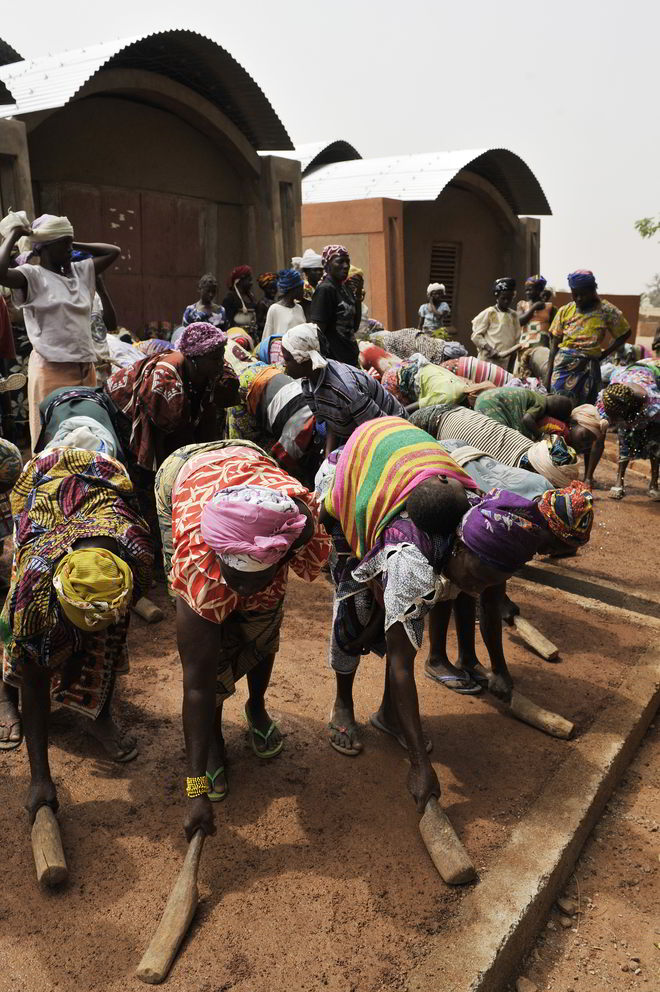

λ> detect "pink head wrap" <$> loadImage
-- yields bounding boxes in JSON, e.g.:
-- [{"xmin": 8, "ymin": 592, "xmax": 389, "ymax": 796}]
[
  {"xmin": 178, "ymin": 321, "xmax": 227, "ymax": 357},
  {"xmin": 200, "ymin": 485, "xmax": 307, "ymax": 572}
]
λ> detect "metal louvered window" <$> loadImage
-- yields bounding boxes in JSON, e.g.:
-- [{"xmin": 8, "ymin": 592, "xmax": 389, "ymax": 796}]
[{"xmin": 429, "ymin": 241, "xmax": 460, "ymax": 314}]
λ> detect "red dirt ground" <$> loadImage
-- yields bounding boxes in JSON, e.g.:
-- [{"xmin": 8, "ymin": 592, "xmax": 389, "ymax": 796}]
[{"xmin": 0, "ymin": 456, "xmax": 657, "ymax": 992}]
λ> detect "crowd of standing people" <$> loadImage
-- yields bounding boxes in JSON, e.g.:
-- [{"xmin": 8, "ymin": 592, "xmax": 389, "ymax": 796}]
[{"xmin": 0, "ymin": 209, "xmax": 657, "ymax": 885}]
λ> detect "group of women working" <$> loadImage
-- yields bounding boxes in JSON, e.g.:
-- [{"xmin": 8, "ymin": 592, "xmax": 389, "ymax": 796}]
[{"xmin": 0, "ymin": 212, "xmax": 649, "ymax": 871}]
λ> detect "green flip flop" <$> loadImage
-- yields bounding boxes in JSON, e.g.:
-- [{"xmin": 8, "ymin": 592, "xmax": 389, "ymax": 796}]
[
  {"xmin": 206, "ymin": 767, "xmax": 228, "ymax": 802},
  {"xmin": 245, "ymin": 707, "xmax": 284, "ymax": 759}
]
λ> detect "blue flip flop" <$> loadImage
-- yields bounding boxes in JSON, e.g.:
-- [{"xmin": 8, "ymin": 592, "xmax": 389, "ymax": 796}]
[{"xmin": 424, "ymin": 667, "xmax": 482, "ymax": 695}]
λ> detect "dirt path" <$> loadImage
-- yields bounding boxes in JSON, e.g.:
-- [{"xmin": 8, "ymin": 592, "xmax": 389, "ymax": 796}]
[{"xmin": 0, "ymin": 456, "xmax": 657, "ymax": 992}]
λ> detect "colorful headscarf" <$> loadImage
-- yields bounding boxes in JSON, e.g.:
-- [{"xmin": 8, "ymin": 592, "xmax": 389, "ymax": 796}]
[
  {"xmin": 601, "ymin": 383, "xmax": 644, "ymax": 422},
  {"xmin": 458, "ymin": 489, "xmax": 545, "ymax": 572},
  {"xmin": 525, "ymin": 435, "xmax": 579, "ymax": 488},
  {"xmin": 567, "ymin": 269, "xmax": 597, "ymax": 291},
  {"xmin": 322, "ymin": 244, "xmax": 350, "ymax": 271},
  {"xmin": 257, "ymin": 272, "xmax": 277, "ymax": 291},
  {"xmin": 525, "ymin": 274, "xmax": 547, "ymax": 288},
  {"xmin": 537, "ymin": 481, "xmax": 594, "ymax": 547},
  {"xmin": 493, "ymin": 277, "xmax": 516, "ymax": 294},
  {"xmin": 571, "ymin": 404, "xmax": 607, "ymax": 439},
  {"xmin": 277, "ymin": 268, "xmax": 304, "ymax": 294},
  {"xmin": 53, "ymin": 548, "xmax": 134, "ymax": 631},
  {"xmin": 282, "ymin": 324, "xmax": 327, "ymax": 370},
  {"xmin": 201, "ymin": 485, "xmax": 307, "ymax": 572},
  {"xmin": 177, "ymin": 321, "xmax": 227, "ymax": 358},
  {"xmin": 227, "ymin": 264, "xmax": 252, "ymax": 289},
  {"xmin": 348, "ymin": 265, "xmax": 364, "ymax": 280}
]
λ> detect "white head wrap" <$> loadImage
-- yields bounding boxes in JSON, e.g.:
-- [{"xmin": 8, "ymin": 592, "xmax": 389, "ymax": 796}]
[
  {"xmin": 44, "ymin": 416, "xmax": 118, "ymax": 458},
  {"xmin": 301, "ymin": 248, "xmax": 323, "ymax": 269},
  {"xmin": 0, "ymin": 211, "xmax": 74, "ymax": 251},
  {"xmin": 427, "ymin": 282, "xmax": 445, "ymax": 295},
  {"xmin": 526, "ymin": 438, "xmax": 580, "ymax": 488},
  {"xmin": 291, "ymin": 256, "xmax": 303, "ymax": 271},
  {"xmin": 29, "ymin": 214, "xmax": 74, "ymax": 246},
  {"xmin": 282, "ymin": 324, "xmax": 327, "ymax": 370},
  {"xmin": 570, "ymin": 404, "xmax": 607, "ymax": 439},
  {"xmin": 0, "ymin": 210, "xmax": 31, "ymax": 241}
]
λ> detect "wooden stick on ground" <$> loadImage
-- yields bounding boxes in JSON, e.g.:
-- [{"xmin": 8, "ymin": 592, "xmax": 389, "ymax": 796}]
[
  {"xmin": 485, "ymin": 689, "xmax": 575, "ymax": 740},
  {"xmin": 136, "ymin": 830, "xmax": 206, "ymax": 985},
  {"xmin": 419, "ymin": 797, "xmax": 477, "ymax": 885},
  {"xmin": 132, "ymin": 597, "xmax": 164, "ymax": 624},
  {"xmin": 510, "ymin": 615, "xmax": 559, "ymax": 661},
  {"xmin": 31, "ymin": 805, "xmax": 68, "ymax": 887}
]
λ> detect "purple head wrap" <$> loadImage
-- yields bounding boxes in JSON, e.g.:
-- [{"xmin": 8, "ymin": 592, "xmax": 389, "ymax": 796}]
[
  {"xmin": 567, "ymin": 270, "xmax": 597, "ymax": 291},
  {"xmin": 458, "ymin": 489, "xmax": 545, "ymax": 573},
  {"xmin": 177, "ymin": 321, "xmax": 227, "ymax": 358},
  {"xmin": 525, "ymin": 274, "xmax": 547, "ymax": 288}
]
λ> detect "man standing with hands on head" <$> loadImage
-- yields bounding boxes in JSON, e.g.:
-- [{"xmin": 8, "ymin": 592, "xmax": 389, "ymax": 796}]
[{"xmin": 0, "ymin": 211, "xmax": 119, "ymax": 450}]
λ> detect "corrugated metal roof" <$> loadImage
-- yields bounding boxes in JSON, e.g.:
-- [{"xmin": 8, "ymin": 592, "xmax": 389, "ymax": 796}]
[
  {"xmin": 302, "ymin": 148, "xmax": 551, "ymax": 215},
  {"xmin": 260, "ymin": 139, "xmax": 362, "ymax": 175},
  {"xmin": 0, "ymin": 29, "xmax": 292, "ymax": 150}
]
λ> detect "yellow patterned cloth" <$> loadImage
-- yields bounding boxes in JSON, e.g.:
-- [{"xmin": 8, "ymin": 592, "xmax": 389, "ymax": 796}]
[
  {"xmin": 1, "ymin": 447, "xmax": 153, "ymax": 717},
  {"xmin": 54, "ymin": 548, "xmax": 134, "ymax": 631}
]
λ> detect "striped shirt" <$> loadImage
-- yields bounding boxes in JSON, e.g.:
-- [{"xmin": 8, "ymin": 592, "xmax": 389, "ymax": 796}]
[
  {"xmin": 257, "ymin": 373, "xmax": 315, "ymax": 466},
  {"xmin": 302, "ymin": 359, "xmax": 406, "ymax": 439},
  {"xmin": 436, "ymin": 407, "xmax": 533, "ymax": 468}
]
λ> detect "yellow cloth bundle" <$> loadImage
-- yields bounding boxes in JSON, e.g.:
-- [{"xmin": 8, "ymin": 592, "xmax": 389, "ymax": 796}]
[{"xmin": 53, "ymin": 548, "xmax": 133, "ymax": 631}]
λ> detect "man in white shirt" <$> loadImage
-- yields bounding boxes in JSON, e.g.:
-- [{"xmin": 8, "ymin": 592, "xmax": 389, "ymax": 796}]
[{"xmin": 471, "ymin": 277, "xmax": 522, "ymax": 370}]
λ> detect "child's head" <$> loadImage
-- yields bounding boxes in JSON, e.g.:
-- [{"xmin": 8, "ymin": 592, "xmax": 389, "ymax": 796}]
[{"xmin": 406, "ymin": 476, "xmax": 469, "ymax": 537}]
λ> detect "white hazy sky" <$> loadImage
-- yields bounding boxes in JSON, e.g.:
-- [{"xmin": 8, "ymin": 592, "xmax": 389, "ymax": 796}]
[{"xmin": 4, "ymin": 0, "xmax": 659, "ymax": 294}]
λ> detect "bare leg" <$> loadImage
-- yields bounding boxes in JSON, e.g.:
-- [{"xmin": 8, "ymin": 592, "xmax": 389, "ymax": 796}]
[
  {"xmin": 85, "ymin": 674, "xmax": 138, "ymax": 762},
  {"xmin": 371, "ymin": 661, "xmax": 433, "ymax": 751},
  {"xmin": 205, "ymin": 700, "xmax": 227, "ymax": 796},
  {"xmin": 648, "ymin": 456, "xmax": 659, "ymax": 498},
  {"xmin": 424, "ymin": 599, "xmax": 481, "ymax": 692},
  {"xmin": 609, "ymin": 440, "xmax": 629, "ymax": 499},
  {"xmin": 21, "ymin": 661, "xmax": 58, "ymax": 823},
  {"xmin": 245, "ymin": 653, "xmax": 283, "ymax": 754}
]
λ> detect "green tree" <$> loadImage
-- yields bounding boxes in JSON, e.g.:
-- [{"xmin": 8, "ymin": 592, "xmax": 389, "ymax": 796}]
[{"xmin": 635, "ymin": 216, "xmax": 660, "ymax": 239}]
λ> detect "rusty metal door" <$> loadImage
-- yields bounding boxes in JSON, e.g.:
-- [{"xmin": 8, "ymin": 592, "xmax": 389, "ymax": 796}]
[{"xmin": 44, "ymin": 182, "xmax": 220, "ymax": 333}]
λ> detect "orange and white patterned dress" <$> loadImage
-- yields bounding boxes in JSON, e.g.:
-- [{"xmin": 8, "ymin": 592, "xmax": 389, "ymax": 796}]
[{"xmin": 158, "ymin": 441, "xmax": 330, "ymax": 624}]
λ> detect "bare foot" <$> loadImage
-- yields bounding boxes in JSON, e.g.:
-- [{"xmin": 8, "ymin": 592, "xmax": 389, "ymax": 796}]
[
  {"xmin": 86, "ymin": 715, "xmax": 138, "ymax": 762},
  {"xmin": 0, "ymin": 696, "xmax": 22, "ymax": 749},
  {"xmin": 329, "ymin": 699, "xmax": 362, "ymax": 756}
]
